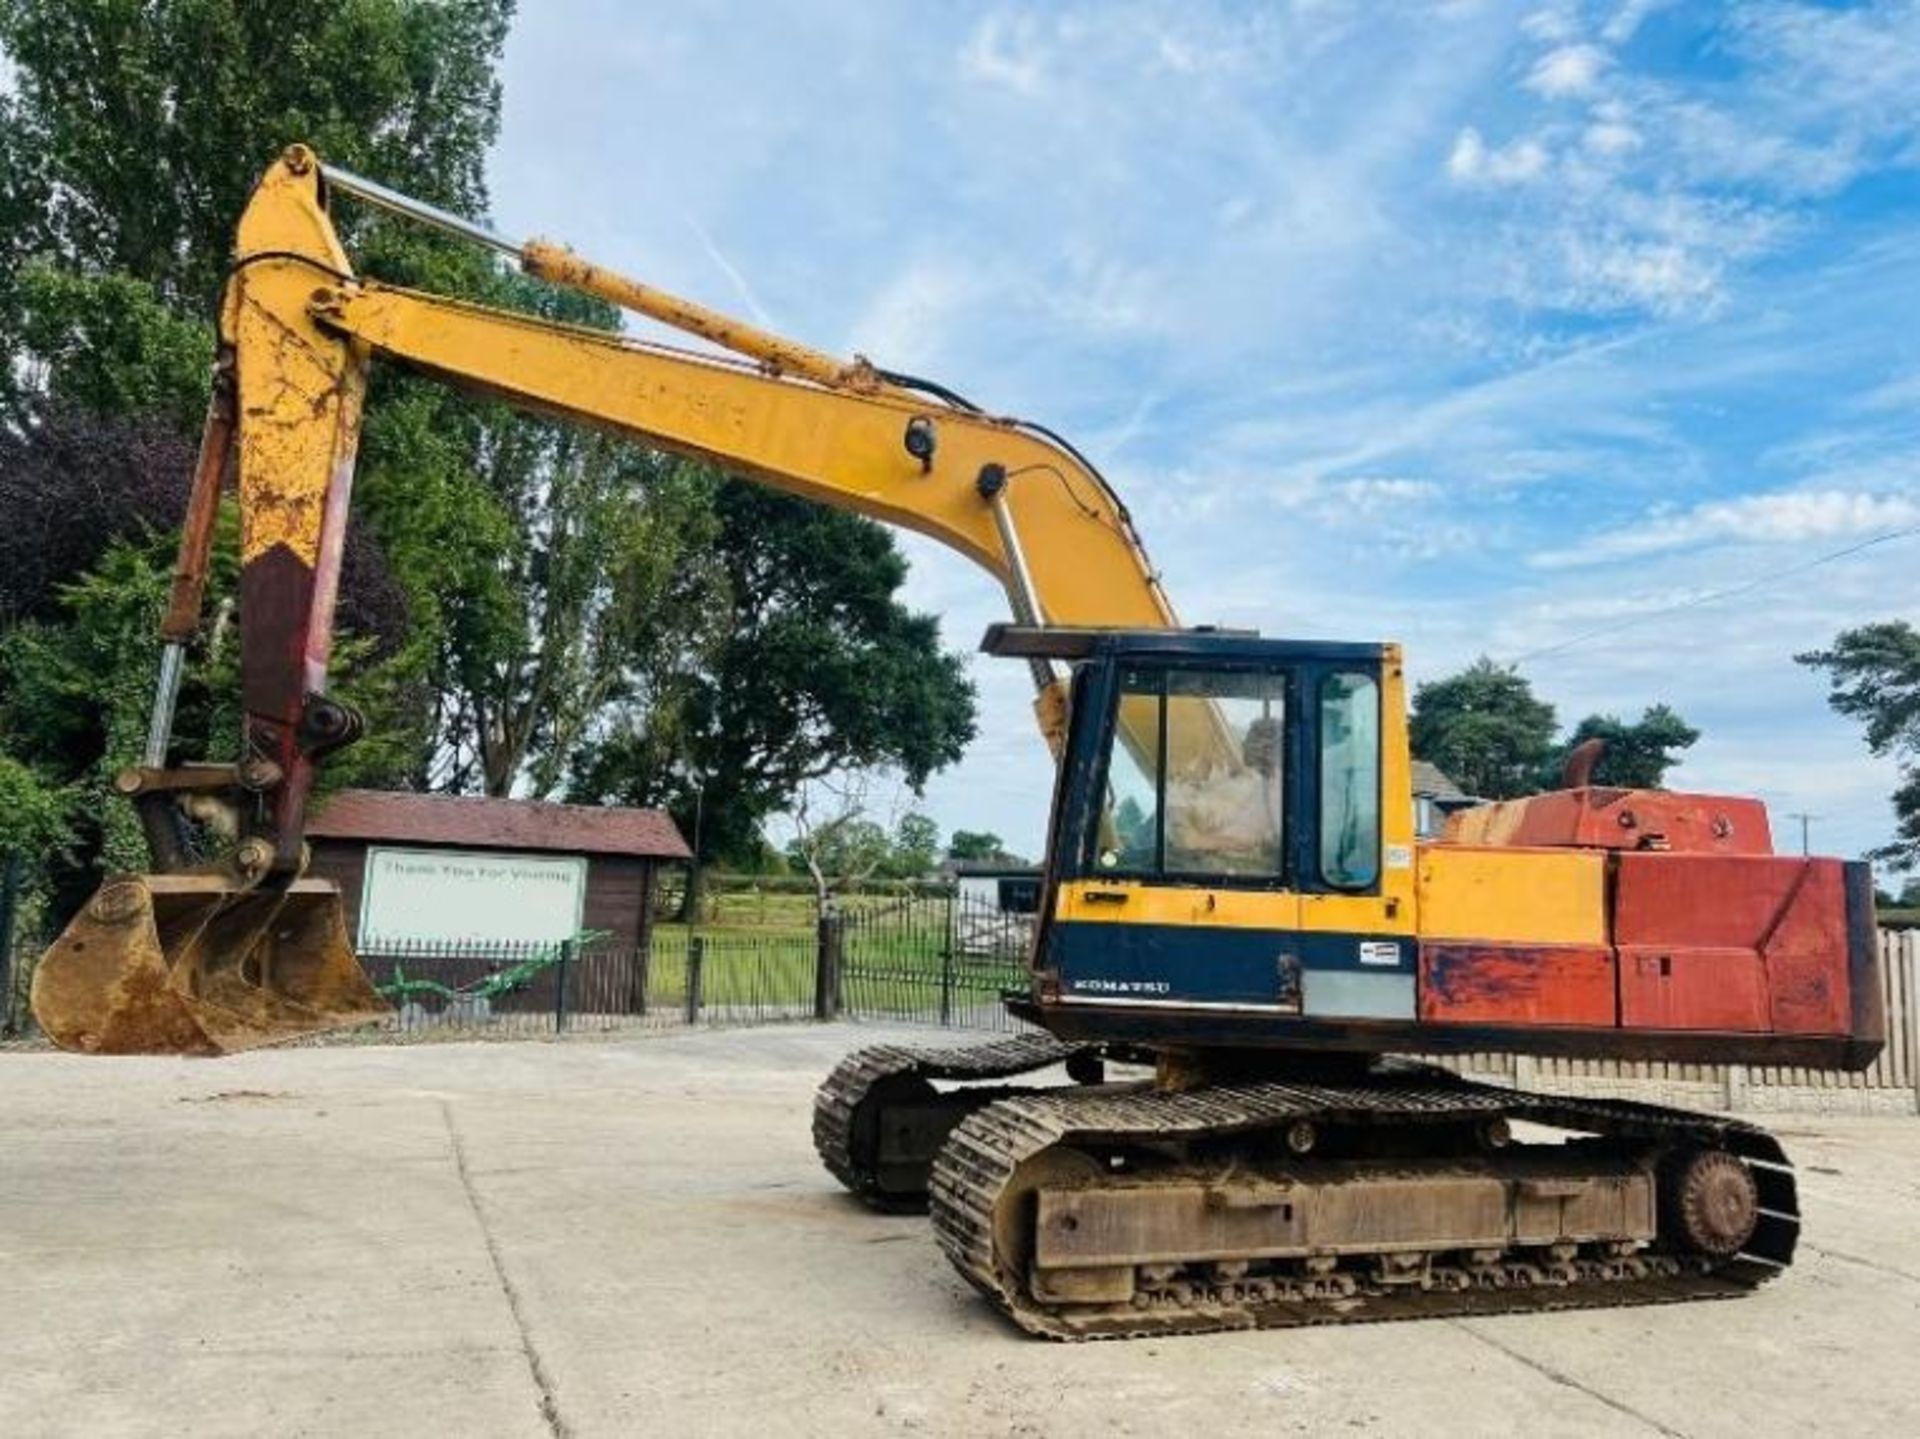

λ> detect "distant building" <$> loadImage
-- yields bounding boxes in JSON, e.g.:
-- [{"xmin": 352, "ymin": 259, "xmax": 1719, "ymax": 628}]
[
  {"xmin": 943, "ymin": 859, "xmax": 1042, "ymax": 958},
  {"xmin": 306, "ymin": 790, "xmax": 689, "ymax": 951},
  {"xmin": 945, "ymin": 859, "xmax": 1042, "ymax": 915},
  {"xmin": 1413, "ymin": 760, "xmax": 1477, "ymax": 838}
]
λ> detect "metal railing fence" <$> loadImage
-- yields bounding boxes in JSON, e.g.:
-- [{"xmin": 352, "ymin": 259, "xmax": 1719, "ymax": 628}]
[{"xmin": 835, "ymin": 892, "xmax": 1032, "ymax": 1034}]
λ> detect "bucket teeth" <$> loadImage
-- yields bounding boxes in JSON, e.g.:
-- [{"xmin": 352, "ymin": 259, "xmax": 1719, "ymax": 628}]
[{"xmin": 29, "ymin": 875, "xmax": 386, "ymax": 1056}]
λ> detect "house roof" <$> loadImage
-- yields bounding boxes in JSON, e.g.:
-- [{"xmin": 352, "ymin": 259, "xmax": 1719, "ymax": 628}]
[
  {"xmin": 308, "ymin": 789, "xmax": 691, "ymax": 860},
  {"xmin": 945, "ymin": 860, "xmax": 1041, "ymax": 879},
  {"xmin": 1412, "ymin": 760, "xmax": 1470, "ymax": 803}
]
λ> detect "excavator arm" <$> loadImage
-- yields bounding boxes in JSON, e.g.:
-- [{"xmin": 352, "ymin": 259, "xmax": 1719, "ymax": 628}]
[
  {"xmin": 227, "ymin": 147, "xmax": 1183, "ymax": 869},
  {"xmin": 32, "ymin": 144, "xmax": 1182, "ymax": 1054}
]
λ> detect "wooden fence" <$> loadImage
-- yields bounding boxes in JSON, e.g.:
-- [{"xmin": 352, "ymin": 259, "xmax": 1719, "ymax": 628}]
[{"xmin": 1436, "ymin": 929, "xmax": 1920, "ymax": 1116}]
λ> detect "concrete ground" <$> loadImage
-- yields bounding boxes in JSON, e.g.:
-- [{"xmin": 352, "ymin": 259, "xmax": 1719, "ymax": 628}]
[{"xmin": 3, "ymin": 1025, "xmax": 1918, "ymax": 1439}]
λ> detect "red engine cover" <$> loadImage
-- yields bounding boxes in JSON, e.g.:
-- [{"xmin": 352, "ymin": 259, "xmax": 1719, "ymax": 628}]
[
  {"xmin": 1446, "ymin": 787, "xmax": 1773, "ymax": 856},
  {"xmin": 1613, "ymin": 853, "xmax": 1850, "ymax": 1036}
]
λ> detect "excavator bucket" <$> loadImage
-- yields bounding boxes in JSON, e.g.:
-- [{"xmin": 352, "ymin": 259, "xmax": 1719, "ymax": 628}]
[{"xmin": 30, "ymin": 875, "xmax": 387, "ymax": 1056}]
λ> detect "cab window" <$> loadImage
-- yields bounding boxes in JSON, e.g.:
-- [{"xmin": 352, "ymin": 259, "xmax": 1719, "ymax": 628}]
[
  {"xmin": 1090, "ymin": 666, "xmax": 1287, "ymax": 881},
  {"xmin": 1318, "ymin": 671, "xmax": 1380, "ymax": 888},
  {"xmin": 1164, "ymin": 669, "xmax": 1286, "ymax": 877},
  {"xmin": 1090, "ymin": 668, "xmax": 1162, "ymax": 872}
]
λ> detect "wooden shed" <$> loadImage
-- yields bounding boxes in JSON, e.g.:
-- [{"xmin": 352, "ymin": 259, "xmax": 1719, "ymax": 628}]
[{"xmin": 306, "ymin": 790, "xmax": 690, "ymax": 951}]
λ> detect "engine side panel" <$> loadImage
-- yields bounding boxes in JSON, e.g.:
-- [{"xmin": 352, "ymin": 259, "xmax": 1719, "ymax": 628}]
[
  {"xmin": 1419, "ymin": 944, "xmax": 1616, "ymax": 1026},
  {"xmin": 1416, "ymin": 846, "xmax": 1607, "ymax": 946}
]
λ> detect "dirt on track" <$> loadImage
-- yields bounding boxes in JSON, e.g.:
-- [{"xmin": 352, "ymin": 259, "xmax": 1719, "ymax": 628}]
[{"xmin": 3, "ymin": 1023, "xmax": 1918, "ymax": 1437}]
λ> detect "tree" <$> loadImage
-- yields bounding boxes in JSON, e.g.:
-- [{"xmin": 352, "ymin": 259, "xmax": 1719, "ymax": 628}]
[
  {"xmin": 0, "ymin": 1, "xmax": 623, "ymax": 811},
  {"xmin": 568, "ymin": 484, "xmax": 978, "ymax": 900},
  {"xmin": 417, "ymin": 291, "xmax": 727, "ymax": 798},
  {"xmin": 0, "ymin": 0, "xmax": 509, "ymax": 343},
  {"xmin": 782, "ymin": 787, "xmax": 945, "ymax": 899},
  {"xmin": 0, "ymin": 404, "xmax": 413, "ymax": 924},
  {"xmin": 1545, "ymin": 704, "xmax": 1700, "ymax": 790},
  {"xmin": 885, "ymin": 812, "xmax": 942, "ymax": 879},
  {"xmin": 947, "ymin": 829, "xmax": 1007, "ymax": 863},
  {"xmin": 1798, "ymin": 621, "xmax": 1920, "ymax": 870},
  {"xmin": 0, "ymin": 756, "xmax": 67, "ymax": 871},
  {"xmin": 0, "ymin": 526, "xmax": 418, "ymax": 922},
  {"xmin": 0, "ymin": 754, "xmax": 66, "ymax": 956},
  {"xmin": 0, "ymin": 402, "xmax": 406, "ymax": 644},
  {"xmin": 782, "ymin": 779, "xmax": 895, "ymax": 905},
  {"xmin": 0, "ymin": 1, "xmax": 520, "ymax": 865},
  {"xmin": 1409, "ymin": 658, "xmax": 1557, "ymax": 801}
]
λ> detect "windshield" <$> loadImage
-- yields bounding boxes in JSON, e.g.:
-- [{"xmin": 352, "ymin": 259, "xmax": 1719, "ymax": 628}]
[{"xmin": 1091, "ymin": 667, "xmax": 1288, "ymax": 880}]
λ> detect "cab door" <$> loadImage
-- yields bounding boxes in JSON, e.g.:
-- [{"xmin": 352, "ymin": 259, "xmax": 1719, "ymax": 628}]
[{"xmin": 1293, "ymin": 663, "xmax": 1417, "ymax": 1021}]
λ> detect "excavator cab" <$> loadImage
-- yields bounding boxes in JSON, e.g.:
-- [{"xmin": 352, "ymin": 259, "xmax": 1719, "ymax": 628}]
[{"xmin": 992, "ymin": 624, "xmax": 1415, "ymax": 1035}]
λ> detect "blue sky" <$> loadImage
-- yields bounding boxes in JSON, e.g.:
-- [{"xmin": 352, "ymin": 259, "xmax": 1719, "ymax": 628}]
[{"xmin": 488, "ymin": 1, "xmax": 1920, "ymax": 862}]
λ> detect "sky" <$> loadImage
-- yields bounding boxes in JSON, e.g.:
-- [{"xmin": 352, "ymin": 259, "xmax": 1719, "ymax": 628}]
[{"xmin": 487, "ymin": 0, "xmax": 1920, "ymax": 863}]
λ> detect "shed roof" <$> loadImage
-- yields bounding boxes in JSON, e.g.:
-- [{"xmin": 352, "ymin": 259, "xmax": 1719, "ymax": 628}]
[
  {"xmin": 308, "ymin": 789, "xmax": 691, "ymax": 859},
  {"xmin": 1412, "ymin": 760, "xmax": 1470, "ymax": 803}
]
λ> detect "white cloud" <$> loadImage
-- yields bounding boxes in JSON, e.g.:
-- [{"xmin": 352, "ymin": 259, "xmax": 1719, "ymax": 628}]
[
  {"xmin": 1527, "ymin": 43, "xmax": 1609, "ymax": 98},
  {"xmin": 1485, "ymin": 181, "xmax": 1786, "ymax": 317},
  {"xmin": 1323, "ymin": 476, "xmax": 1440, "ymax": 510},
  {"xmin": 1602, "ymin": 0, "xmax": 1672, "ymax": 45},
  {"xmin": 1731, "ymin": 1, "xmax": 1920, "ymax": 132},
  {"xmin": 1583, "ymin": 110, "xmax": 1641, "ymax": 156},
  {"xmin": 845, "ymin": 256, "xmax": 986, "ymax": 373},
  {"xmin": 1559, "ymin": 236, "xmax": 1721, "ymax": 314},
  {"xmin": 958, "ymin": 14, "xmax": 1048, "ymax": 96},
  {"xmin": 1521, "ymin": 6, "xmax": 1580, "ymax": 44},
  {"xmin": 1533, "ymin": 489, "xmax": 1920, "ymax": 568},
  {"xmin": 1651, "ymin": 98, "xmax": 1860, "ymax": 198},
  {"xmin": 1853, "ymin": 372, "xmax": 1920, "ymax": 414},
  {"xmin": 1448, "ymin": 127, "xmax": 1549, "ymax": 184}
]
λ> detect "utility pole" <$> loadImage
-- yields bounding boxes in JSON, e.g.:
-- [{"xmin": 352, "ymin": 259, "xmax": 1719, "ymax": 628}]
[{"xmin": 1786, "ymin": 812, "xmax": 1820, "ymax": 857}]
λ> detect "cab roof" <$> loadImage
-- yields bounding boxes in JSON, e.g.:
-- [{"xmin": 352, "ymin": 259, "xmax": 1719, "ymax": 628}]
[{"xmin": 980, "ymin": 623, "xmax": 1388, "ymax": 665}]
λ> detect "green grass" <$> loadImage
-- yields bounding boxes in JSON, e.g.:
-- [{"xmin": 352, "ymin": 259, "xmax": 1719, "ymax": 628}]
[
  {"xmin": 642, "ymin": 916, "xmax": 1024, "ymax": 1013},
  {"xmin": 643, "ymin": 929, "xmax": 815, "ymax": 1008}
]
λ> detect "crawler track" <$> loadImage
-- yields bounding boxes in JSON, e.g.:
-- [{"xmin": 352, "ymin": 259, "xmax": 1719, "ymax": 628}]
[
  {"xmin": 929, "ymin": 1067, "xmax": 1797, "ymax": 1340},
  {"xmin": 812, "ymin": 1032, "xmax": 1096, "ymax": 1211}
]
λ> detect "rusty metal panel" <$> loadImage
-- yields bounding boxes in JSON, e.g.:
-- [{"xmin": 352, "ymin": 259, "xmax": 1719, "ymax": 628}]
[
  {"xmin": 1619, "ymin": 946, "xmax": 1770, "ymax": 1032},
  {"xmin": 1615, "ymin": 853, "xmax": 1803, "ymax": 946},
  {"xmin": 1615, "ymin": 854, "xmax": 1853, "ymax": 1038},
  {"xmin": 1512, "ymin": 1174, "xmax": 1654, "ymax": 1243},
  {"xmin": 1418, "ymin": 943, "xmax": 1616, "ymax": 1027},
  {"xmin": 1761, "ymin": 859, "xmax": 1850, "ymax": 1035},
  {"xmin": 1036, "ymin": 1182, "xmax": 1312, "ymax": 1267},
  {"xmin": 1447, "ymin": 788, "xmax": 1773, "ymax": 855}
]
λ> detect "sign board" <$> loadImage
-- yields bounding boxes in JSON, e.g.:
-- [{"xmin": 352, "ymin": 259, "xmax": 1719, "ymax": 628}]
[{"xmin": 359, "ymin": 847, "xmax": 587, "ymax": 947}]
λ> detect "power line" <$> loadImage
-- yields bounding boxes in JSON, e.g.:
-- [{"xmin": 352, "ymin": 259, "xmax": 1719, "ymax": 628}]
[{"xmin": 1507, "ymin": 524, "xmax": 1920, "ymax": 665}]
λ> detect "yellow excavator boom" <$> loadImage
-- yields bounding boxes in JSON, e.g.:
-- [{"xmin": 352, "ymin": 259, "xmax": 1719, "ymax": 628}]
[{"xmin": 32, "ymin": 144, "xmax": 1188, "ymax": 1054}]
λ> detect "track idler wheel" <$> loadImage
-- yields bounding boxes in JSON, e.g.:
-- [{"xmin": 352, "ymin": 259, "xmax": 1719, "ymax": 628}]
[{"xmin": 1663, "ymin": 1149, "xmax": 1760, "ymax": 1258}]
